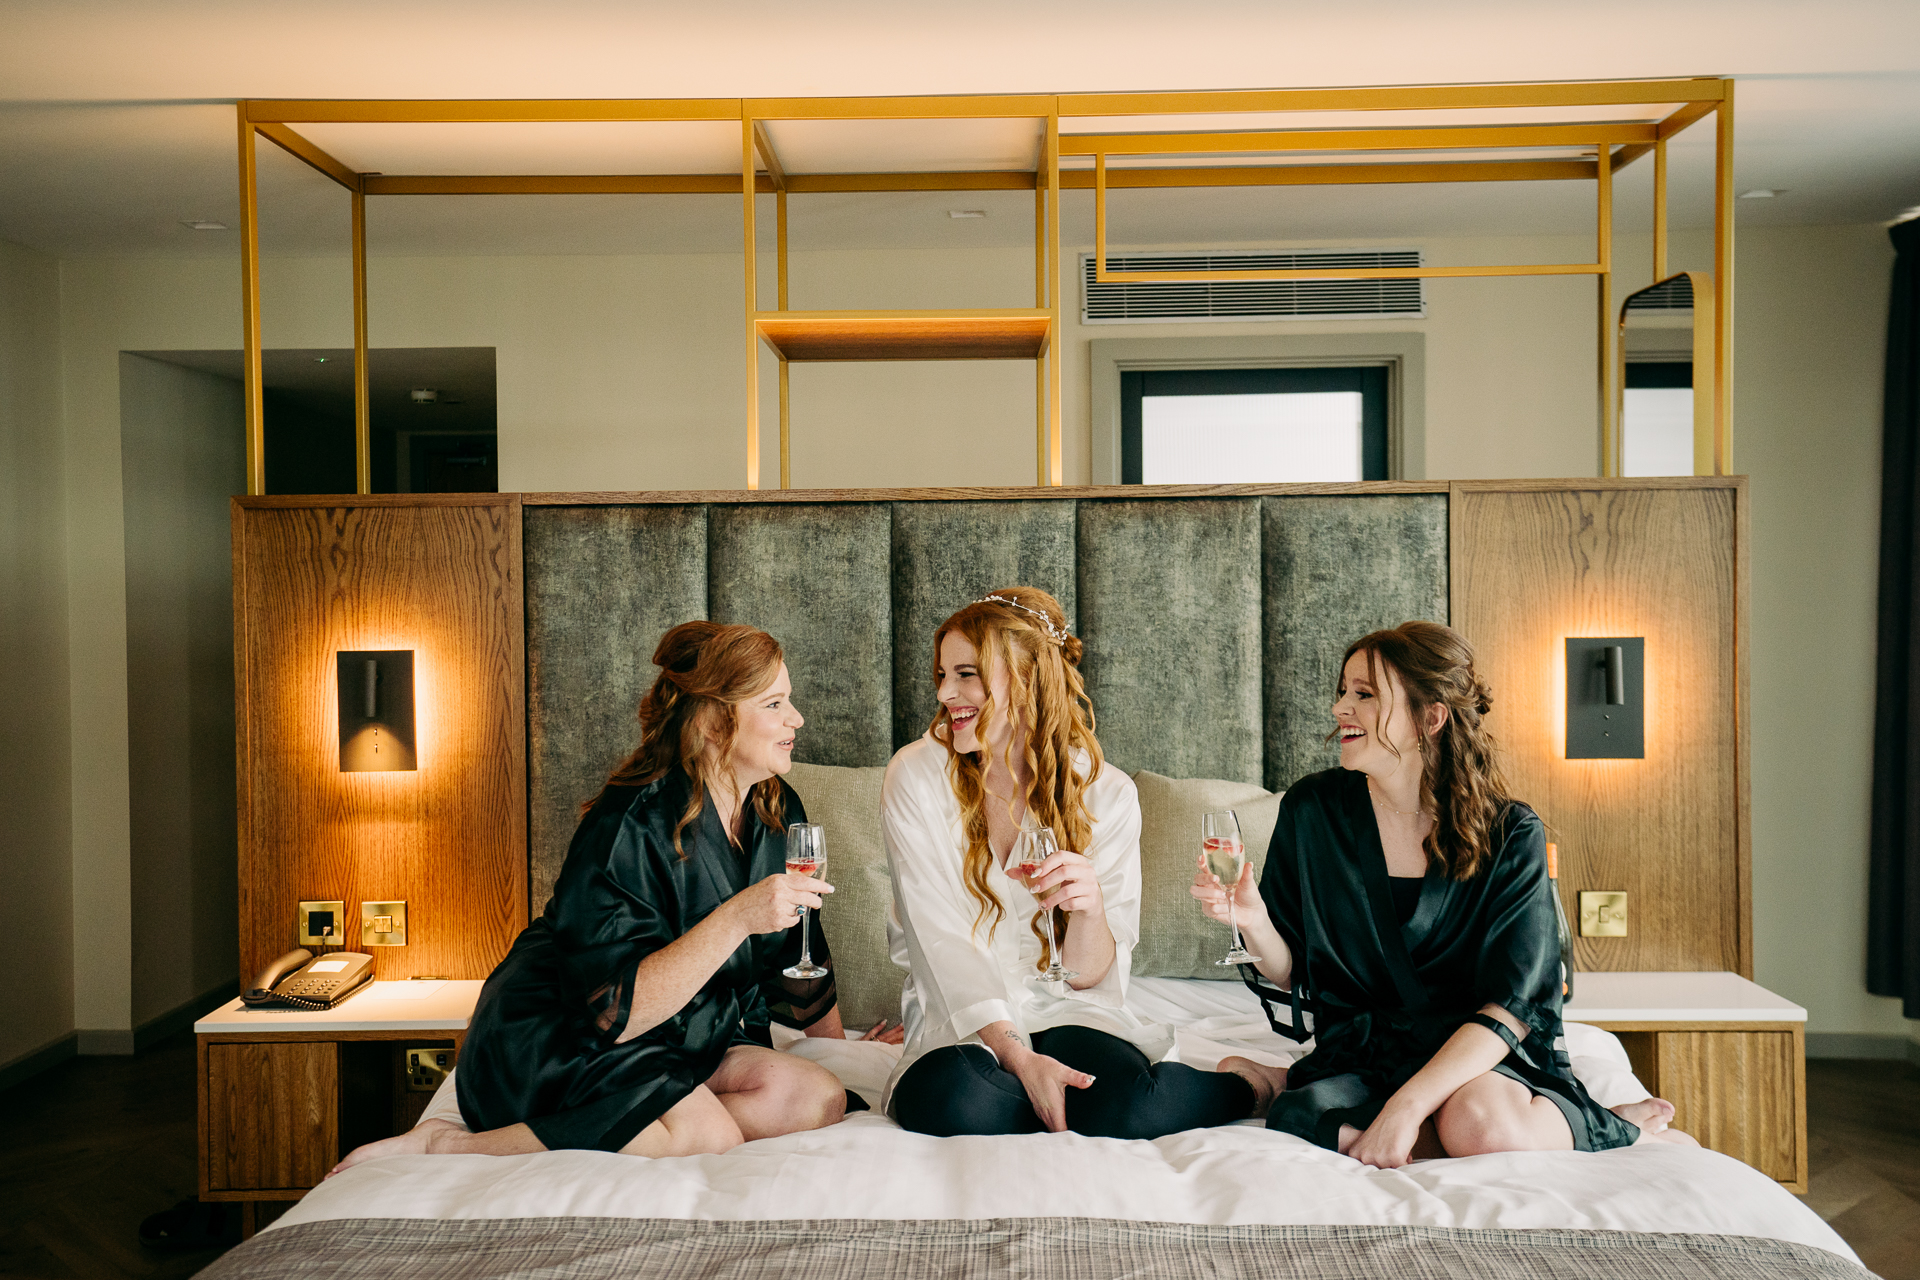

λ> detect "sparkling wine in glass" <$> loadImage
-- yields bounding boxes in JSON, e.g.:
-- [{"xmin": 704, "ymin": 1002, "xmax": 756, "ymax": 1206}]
[
  {"xmin": 782, "ymin": 823, "xmax": 830, "ymax": 980},
  {"xmin": 1202, "ymin": 810, "xmax": 1260, "ymax": 966},
  {"xmin": 1015, "ymin": 826, "xmax": 1077, "ymax": 987}
]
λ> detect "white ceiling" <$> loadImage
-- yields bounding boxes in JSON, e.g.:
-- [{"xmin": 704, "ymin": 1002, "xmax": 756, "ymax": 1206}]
[{"xmin": 2, "ymin": 0, "xmax": 1917, "ymax": 258}]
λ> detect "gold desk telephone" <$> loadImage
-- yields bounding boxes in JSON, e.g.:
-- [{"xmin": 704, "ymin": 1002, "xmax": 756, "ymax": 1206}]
[{"xmin": 242, "ymin": 948, "xmax": 375, "ymax": 1010}]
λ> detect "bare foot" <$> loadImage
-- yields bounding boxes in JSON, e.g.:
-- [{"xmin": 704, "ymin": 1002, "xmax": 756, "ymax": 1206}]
[
  {"xmin": 1612, "ymin": 1097, "xmax": 1676, "ymax": 1134},
  {"xmin": 1218, "ymin": 1056, "xmax": 1289, "ymax": 1119},
  {"xmin": 327, "ymin": 1118, "xmax": 462, "ymax": 1178}
]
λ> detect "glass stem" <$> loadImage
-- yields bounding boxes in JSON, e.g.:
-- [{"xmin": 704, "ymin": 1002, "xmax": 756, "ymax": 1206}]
[
  {"xmin": 799, "ymin": 906, "xmax": 812, "ymax": 965},
  {"xmin": 1229, "ymin": 901, "xmax": 1245, "ymax": 953},
  {"xmin": 1041, "ymin": 908, "xmax": 1059, "ymax": 969}
]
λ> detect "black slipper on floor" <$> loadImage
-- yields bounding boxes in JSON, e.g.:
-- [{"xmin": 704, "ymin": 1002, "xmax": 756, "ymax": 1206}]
[{"xmin": 139, "ymin": 1198, "xmax": 240, "ymax": 1251}]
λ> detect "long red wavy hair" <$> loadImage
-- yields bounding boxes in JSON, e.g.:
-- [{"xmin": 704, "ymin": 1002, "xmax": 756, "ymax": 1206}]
[{"xmin": 929, "ymin": 587, "xmax": 1102, "ymax": 966}]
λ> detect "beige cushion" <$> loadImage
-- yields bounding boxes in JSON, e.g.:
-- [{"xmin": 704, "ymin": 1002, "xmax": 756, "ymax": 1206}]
[
  {"xmin": 784, "ymin": 760, "xmax": 901, "ymax": 1031},
  {"xmin": 1129, "ymin": 770, "xmax": 1283, "ymax": 980}
]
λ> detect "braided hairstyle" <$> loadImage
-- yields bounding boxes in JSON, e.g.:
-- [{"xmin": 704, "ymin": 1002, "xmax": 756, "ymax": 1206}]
[
  {"xmin": 588, "ymin": 620, "xmax": 788, "ymax": 855},
  {"xmin": 1339, "ymin": 621, "xmax": 1512, "ymax": 881},
  {"xmin": 928, "ymin": 587, "xmax": 1102, "ymax": 967}
]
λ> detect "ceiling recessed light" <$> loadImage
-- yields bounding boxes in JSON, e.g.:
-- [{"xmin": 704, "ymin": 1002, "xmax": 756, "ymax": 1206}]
[
  {"xmin": 181, "ymin": 219, "xmax": 228, "ymax": 230},
  {"xmin": 1738, "ymin": 189, "xmax": 1785, "ymax": 200},
  {"xmin": 948, "ymin": 209, "xmax": 987, "ymax": 219}
]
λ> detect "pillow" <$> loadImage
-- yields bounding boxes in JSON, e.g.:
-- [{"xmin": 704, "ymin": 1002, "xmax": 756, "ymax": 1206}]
[
  {"xmin": 784, "ymin": 760, "xmax": 901, "ymax": 1032},
  {"xmin": 1128, "ymin": 771, "xmax": 1283, "ymax": 980}
]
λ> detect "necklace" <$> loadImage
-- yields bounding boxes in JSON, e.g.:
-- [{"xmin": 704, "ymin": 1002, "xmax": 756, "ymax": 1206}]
[{"xmin": 1368, "ymin": 778, "xmax": 1429, "ymax": 819}]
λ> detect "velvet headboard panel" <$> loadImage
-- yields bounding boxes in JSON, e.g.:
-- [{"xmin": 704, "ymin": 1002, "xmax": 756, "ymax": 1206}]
[{"xmin": 523, "ymin": 493, "xmax": 1450, "ymax": 909}]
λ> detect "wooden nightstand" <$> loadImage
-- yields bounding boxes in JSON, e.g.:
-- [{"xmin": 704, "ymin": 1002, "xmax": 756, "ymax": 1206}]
[
  {"xmin": 1565, "ymin": 972, "xmax": 1807, "ymax": 1192},
  {"xmin": 194, "ymin": 980, "xmax": 483, "ymax": 1234}
]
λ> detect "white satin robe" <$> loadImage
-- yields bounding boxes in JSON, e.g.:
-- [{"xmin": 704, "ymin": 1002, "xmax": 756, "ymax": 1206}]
[{"xmin": 880, "ymin": 733, "xmax": 1163, "ymax": 1110}]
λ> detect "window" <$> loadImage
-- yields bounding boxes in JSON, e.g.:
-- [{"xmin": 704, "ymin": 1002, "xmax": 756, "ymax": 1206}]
[
  {"xmin": 1120, "ymin": 366, "xmax": 1389, "ymax": 484},
  {"xmin": 1622, "ymin": 361, "xmax": 1694, "ymax": 477}
]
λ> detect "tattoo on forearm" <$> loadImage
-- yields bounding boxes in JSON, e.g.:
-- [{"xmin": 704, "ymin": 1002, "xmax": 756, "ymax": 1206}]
[{"xmin": 1003, "ymin": 1029, "xmax": 1020, "ymax": 1043}]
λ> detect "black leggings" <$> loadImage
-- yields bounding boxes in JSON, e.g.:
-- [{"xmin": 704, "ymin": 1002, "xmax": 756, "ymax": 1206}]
[{"xmin": 891, "ymin": 1025, "xmax": 1254, "ymax": 1139}]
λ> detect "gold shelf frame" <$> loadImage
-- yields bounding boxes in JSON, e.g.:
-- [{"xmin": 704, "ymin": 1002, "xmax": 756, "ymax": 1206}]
[{"xmin": 233, "ymin": 78, "xmax": 1733, "ymax": 494}]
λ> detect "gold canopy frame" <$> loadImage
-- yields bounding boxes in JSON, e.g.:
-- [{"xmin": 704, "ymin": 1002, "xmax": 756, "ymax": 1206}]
[{"xmin": 234, "ymin": 78, "xmax": 1734, "ymax": 494}]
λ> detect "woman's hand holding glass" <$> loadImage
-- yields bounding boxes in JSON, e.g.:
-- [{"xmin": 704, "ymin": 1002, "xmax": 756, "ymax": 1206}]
[
  {"xmin": 1019, "ymin": 848, "xmax": 1104, "ymax": 918},
  {"xmin": 1188, "ymin": 841, "xmax": 1293, "ymax": 987},
  {"xmin": 728, "ymin": 868, "xmax": 832, "ymax": 936}
]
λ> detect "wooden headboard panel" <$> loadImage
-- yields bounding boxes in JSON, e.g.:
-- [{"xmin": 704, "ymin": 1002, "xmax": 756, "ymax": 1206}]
[{"xmin": 232, "ymin": 478, "xmax": 1747, "ymax": 985}]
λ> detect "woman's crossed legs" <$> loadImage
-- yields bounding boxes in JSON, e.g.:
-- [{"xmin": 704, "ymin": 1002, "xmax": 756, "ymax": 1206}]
[
  {"xmin": 1334, "ymin": 1070, "xmax": 1697, "ymax": 1159},
  {"xmin": 329, "ymin": 1044, "xmax": 843, "ymax": 1174}
]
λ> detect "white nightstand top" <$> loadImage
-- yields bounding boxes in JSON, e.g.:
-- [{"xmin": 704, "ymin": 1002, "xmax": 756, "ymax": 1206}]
[
  {"xmin": 195, "ymin": 979, "xmax": 484, "ymax": 1034},
  {"xmin": 1562, "ymin": 971, "xmax": 1806, "ymax": 1023}
]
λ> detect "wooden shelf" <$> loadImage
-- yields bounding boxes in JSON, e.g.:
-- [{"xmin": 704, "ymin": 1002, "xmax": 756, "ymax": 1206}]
[{"xmin": 754, "ymin": 310, "xmax": 1053, "ymax": 362}]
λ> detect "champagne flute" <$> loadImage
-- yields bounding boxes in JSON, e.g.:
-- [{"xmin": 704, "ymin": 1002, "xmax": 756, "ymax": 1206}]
[
  {"xmin": 1015, "ymin": 826, "xmax": 1078, "ymax": 986},
  {"xmin": 1203, "ymin": 810, "xmax": 1260, "ymax": 966},
  {"xmin": 782, "ymin": 823, "xmax": 830, "ymax": 980}
]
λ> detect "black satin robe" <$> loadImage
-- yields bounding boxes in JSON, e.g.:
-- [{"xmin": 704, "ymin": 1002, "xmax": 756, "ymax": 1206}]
[
  {"xmin": 1245, "ymin": 768, "xmax": 1636, "ymax": 1153},
  {"xmin": 456, "ymin": 767, "xmax": 835, "ymax": 1151}
]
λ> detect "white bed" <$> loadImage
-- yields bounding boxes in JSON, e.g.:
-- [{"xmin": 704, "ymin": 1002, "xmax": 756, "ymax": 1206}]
[{"xmin": 269, "ymin": 977, "xmax": 1856, "ymax": 1266}]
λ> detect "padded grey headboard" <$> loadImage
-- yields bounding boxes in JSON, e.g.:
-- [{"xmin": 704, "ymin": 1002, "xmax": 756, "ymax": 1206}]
[{"xmin": 524, "ymin": 494, "xmax": 1447, "ymax": 909}]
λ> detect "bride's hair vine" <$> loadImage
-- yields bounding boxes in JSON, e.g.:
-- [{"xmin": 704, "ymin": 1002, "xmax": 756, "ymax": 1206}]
[{"xmin": 972, "ymin": 593, "xmax": 1069, "ymax": 648}]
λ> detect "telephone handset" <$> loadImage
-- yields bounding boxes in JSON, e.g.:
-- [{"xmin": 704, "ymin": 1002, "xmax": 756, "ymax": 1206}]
[{"xmin": 242, "ymin": 948, "xmax": 375, "ymax": 1010}]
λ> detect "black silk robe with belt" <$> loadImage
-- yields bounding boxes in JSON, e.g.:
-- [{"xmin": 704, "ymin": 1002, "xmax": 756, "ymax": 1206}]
[
  {"xmin": 456, "ymin": 767, "xmax": 835, "ymax": 1151},
  {"xmin": 1246, "ymin": 768, "xmax": 1637, "ymax": 1153}
]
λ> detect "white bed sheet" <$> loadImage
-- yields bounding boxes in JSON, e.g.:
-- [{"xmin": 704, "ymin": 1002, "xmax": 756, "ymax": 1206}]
[{"xmin": 279, "ymin": 977, "xmax": 1853, "ymax": 1263}]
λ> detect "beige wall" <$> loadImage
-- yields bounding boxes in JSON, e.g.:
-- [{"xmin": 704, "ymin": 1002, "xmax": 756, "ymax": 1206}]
[
  {"xmin": 58, "ymin": 258, "xmax": 239, "ymax": 1044},
  {"xmin": 38, "ymin": 218, "xmax": 1918, "ymax": 1044},
  {"xmin": 0, "ymin": 238, "xmax": 75, "ymax": 1072},
  {"xmin": 119, "ymin": 354, "xmax": 243, "ymax": 1026}
]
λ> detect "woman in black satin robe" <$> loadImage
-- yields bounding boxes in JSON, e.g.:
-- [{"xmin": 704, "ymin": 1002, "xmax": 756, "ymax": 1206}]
[
  {"xmin": 332, "ymin": 621, "xmax": 852, "ymax": 1170},
  {"xmin": 1192, "ymin": 622, "xmax": 1696, "ymax": 1167}
]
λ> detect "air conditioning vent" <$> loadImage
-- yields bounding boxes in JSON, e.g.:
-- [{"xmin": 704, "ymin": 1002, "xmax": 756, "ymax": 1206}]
[
  {"xmin": 1626, "ymin": 275, "xmax": 1694, "ymax": 312},
  {"xmin": 1081, "ymin": 249, "xmax": 1424, "ymax": 323}
]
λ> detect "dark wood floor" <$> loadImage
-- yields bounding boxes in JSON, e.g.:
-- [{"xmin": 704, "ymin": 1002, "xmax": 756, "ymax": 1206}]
[{"xmin": 3, "ymin": 1033, "xmax": 1916, "ymax": 1278}]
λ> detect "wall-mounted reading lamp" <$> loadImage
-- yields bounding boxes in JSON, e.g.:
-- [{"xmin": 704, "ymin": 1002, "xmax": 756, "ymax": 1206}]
[
  {"xmin": 338, "ymin": 650, "xmax": 416, "ymax": 771},
  {"xmin": 1565, "ymin": 638, "xmax": 1644, "ymax": 759}
]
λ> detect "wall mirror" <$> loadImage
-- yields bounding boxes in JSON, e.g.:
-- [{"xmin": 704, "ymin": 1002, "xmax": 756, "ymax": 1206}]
[{"xmin": 1614, "ymin": 270, "xmax": 1716, "ymax": 476}]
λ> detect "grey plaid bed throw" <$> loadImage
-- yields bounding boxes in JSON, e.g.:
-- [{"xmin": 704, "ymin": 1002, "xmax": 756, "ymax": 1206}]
[{"xmin": 200, "ymin": 1217, "xmax": 1877, "ymax": 1279}]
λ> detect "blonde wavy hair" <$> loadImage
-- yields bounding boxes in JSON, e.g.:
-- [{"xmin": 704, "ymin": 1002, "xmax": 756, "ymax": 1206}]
[
  {"xmin": 587, "ymin": 620, "xmax": 788, "ymax": 856},
  {"xmin": 929, "ymin": 587, "xmax": 1102, "ymax": 967},
  {"xmin": 1338, "ymin": 622, "xmax": 1512, "ymax": 881}
]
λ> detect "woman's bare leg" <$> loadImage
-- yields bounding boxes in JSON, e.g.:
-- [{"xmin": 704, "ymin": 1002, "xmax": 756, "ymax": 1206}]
[
  {"xmin": 704, "ymin": 1044, "xmax": 845, "ymax": 1141},
  {"xmin": 617, "ymin": 1084, "xmax": 746, "ymax": 1158},
  {"xmin": 1432, "ymin": 1071, "xmax": 1574, "ymax": 1156},
  {"xmin": 1216, "ymin": 1056, "xmax": 1290, "ymax": 1118},
  {"xmin": 329, "ymin": 1117, "xmax": 545, "ymax": 1176}
]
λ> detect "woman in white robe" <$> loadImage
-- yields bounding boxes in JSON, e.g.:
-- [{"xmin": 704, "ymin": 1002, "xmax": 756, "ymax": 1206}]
[{"xmin": 881, "ymin": 587, "xmax": 1286, "ymax": 1137}]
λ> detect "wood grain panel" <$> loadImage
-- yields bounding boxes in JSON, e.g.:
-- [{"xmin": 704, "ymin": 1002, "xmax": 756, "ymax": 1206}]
[
  {"xmin": 233, "ymin": 499, "xmax": 527, "ymax": 983},
  {"xmin": 204, "ymin": 1042, "xmax": 336, "ymax": 1192},
  {"xmin": 1653, "ymin": 1030, "xmax": 1802, "ymax": 1187},
  {"xmin": 1451, "ymin": 484, "xmax": 1742, "ymax": 973}
]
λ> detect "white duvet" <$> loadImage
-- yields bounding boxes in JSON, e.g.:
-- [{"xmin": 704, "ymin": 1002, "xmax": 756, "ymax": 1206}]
[{"xmin": 276, "ymin": 978, "xmax": 1855, "ymax": 1263}]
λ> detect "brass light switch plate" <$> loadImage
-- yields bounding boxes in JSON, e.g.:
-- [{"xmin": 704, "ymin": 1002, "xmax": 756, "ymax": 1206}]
[
  {"xmin": 1579, "ymin": 891, "xmax": 1628, "ymax": 937},
  {"xmin": 361, "ymin": 900, "xmax": 409, "ymax": 946},
  {"xmin": 297, "ymin": 900, "xmax": 346, "ymax": 946},
  {"xmin": 405, "ymin": 1046, "xmax": 453, "ymax": 1092}
]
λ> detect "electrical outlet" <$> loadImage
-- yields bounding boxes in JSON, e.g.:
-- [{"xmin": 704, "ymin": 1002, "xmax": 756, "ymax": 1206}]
[
  {"xmin": 297, "ymin": 900, "xmax": 347, "ymax": 947},
  {"xmin": 405, "ymin": 1046, "xmax": 454, "ymax": 1092},
  {"xmin": 361, "ymin": 900, "xmax": 409, "ymax": 946},
  {"xmin": 1579, "ymin": 891, "xmax": 1629, "ymax": 937}
]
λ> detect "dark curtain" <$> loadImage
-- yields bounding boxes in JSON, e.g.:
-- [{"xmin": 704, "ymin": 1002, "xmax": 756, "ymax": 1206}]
[{"xmin": 1870, "ymin": 218, "xmax": 1920, "ymax": 1017}]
